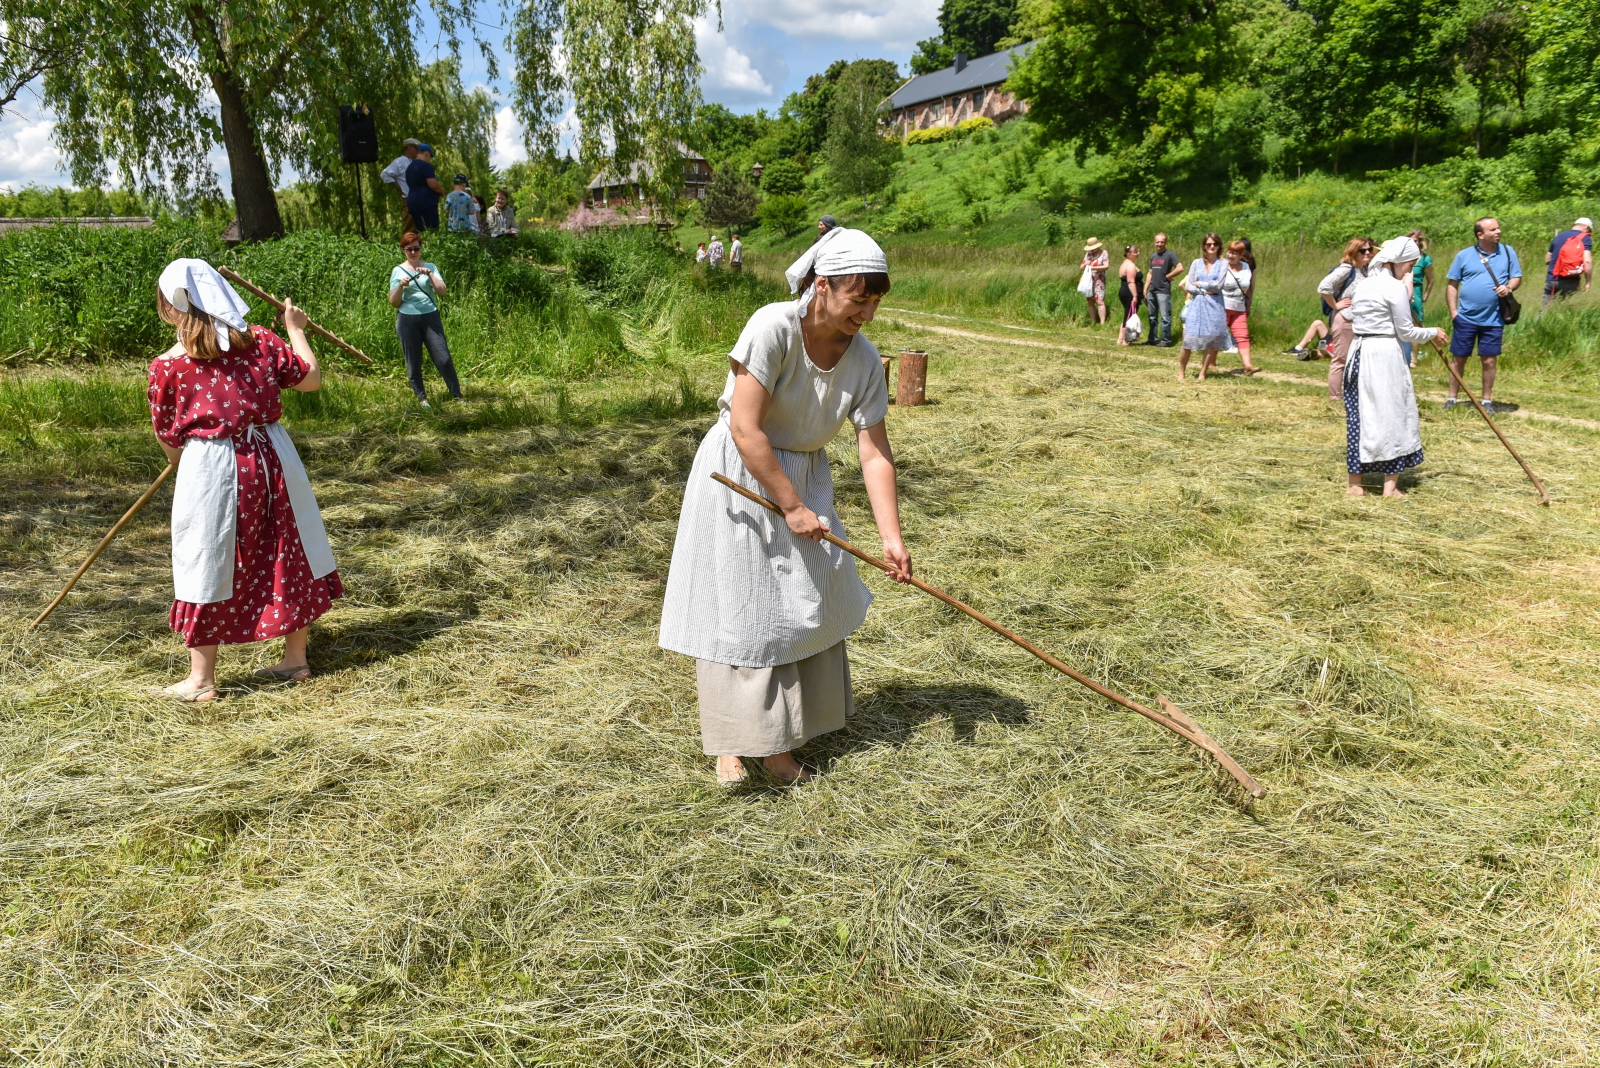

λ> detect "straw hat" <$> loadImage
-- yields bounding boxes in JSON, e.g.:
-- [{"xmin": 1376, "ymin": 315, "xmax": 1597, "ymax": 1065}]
[{"xmin": 1083, "ymin": 237, "xmax": 1103, "ymax": 252}]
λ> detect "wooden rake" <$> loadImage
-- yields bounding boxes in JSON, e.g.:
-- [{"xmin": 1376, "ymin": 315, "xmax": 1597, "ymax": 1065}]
[
  {"xmin": 216, "ymin": 265, "xmax": 374, "ymax": 366},
  {"xmin": 1427, "ymin": 336, "xmax": 1549, "ymax": 505},
  {"xmin": 710, "ymin": 472, "xmax": 1267, "ymax": 798}
]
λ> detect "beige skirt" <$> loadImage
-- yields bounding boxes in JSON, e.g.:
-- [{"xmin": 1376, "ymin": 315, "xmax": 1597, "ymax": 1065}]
[{"xmin": 696, "ymin": 641, "xmax": 854, "ymax": 756}]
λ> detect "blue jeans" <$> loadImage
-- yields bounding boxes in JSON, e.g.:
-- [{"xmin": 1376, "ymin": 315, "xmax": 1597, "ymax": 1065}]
[{"xmin": 1145, "ymin": 289, "xmax": 1172, "ymax": 343}]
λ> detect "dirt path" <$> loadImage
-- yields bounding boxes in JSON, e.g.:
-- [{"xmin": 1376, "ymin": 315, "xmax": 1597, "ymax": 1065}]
[{"xmin": 883, "ymin": 307, "xmax": 1600, "ymax": 433}]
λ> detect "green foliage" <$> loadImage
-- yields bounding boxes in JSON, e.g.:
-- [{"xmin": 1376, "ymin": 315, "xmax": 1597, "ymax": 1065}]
[
  {"xmin": 757, "ymin": 159, "xmax": 807, "ymax": 198},
  {"xmin": 757, "ymin": 194, "xmax": 812, "ymax": 236},
  {"xmin": 0, "ymin": 185, "xmax": 152, "ymax": 219},
  {"xmin": 500, "ymin": 155, "xmax": 590, "ymax": 224},
  {"xmin": 882, "ymin": 191, "xmax": 939, "ymax": 233},
  {"xmin": 911, "ymin": 0, "xmax": 1022, "ymax": 75},
  {"xmin": 785, "ymin": 59, "xmax": 902, "ymax": 158},
  {"xmin": 956, "ymin": 116, "xmax": 997, "ymax": 136},
  {"xmin": 0, "ymin": 220, "xmax": 771, "ymax": 380},
  {"xmin": 906, "ymin": 126, "xmax": 960, "ymax": 146},
  {"xmin": 826, "ymin": 66, "xmax": 903, "ymax": 207},
  {"xmin": 701, "ymin": 169, "xmax": 761, "ymax": 231}
]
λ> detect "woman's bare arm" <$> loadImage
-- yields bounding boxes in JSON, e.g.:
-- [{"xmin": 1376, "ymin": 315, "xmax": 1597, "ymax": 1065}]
[
  {"xmin": 726, "ymin": 363, "xmax": 824, "ymax": 540},
  {"xmin": 858, "ymin": 420, "xmax": 911, "ymax": 582},
  {"xmin": 281, "ymin": 299, "xmax": 321, "ymax": 392}
]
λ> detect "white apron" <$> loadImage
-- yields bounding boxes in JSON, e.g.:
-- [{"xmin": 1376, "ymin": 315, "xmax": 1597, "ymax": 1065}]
[
  {"xmin": 1345, "ymin": 335, "xmax": 1423, "ymax": 465},
  {"xmin": 170, "ymin": 422, "xmax": 336, "ymax": 604}
]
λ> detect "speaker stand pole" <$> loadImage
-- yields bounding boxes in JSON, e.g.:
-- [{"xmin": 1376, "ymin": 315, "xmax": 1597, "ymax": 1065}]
[{"xmin": 355, "ymin": 166, "xmax": 368, "ymax": 241}]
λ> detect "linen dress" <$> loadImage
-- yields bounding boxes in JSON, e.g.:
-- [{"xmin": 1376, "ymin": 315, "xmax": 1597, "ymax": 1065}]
[
  {"xmin": 659, "ymin": 300, "xmax": 890, "ymax": 756},
  {"xmin": 1182, "ymin": 258, "xmax": 1228, "ymax": 351},
  {"xmin": 148, "ymin": 329, "xmax": 343, "ymax": 647},
  {"xmin": 1343, "ymin": 272, "xmax": 1434, "ymax": 475}
]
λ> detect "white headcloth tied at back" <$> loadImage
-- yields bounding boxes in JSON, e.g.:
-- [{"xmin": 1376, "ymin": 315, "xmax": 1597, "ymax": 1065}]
[
  {"xmin": 784, "ymin": 227, "xmax": 889, "ymax": 316},
  {"xmin": 158, "ymin": 258, "xmax": 252, "ymax": 351},
  {"xmin": 1370, "ymin": 236, "xmax": 1421, "ymax": 270}
]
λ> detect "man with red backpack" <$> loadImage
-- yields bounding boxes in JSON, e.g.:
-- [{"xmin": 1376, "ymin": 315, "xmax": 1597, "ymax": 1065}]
[{"xmin": 1544, "ymin": 217, "xmax": 1592, "ymax": 305}]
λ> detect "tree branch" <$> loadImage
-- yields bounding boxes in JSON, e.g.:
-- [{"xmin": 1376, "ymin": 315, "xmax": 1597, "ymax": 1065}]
[{"xmin": 261, "ymin": 13, "xmax": 330, "ymax": 96}]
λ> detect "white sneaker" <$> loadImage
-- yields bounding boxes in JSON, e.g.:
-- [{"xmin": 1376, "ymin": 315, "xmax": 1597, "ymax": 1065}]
[{"xmin": 419, "ymin": 400, "xmax": 431, "ymax": 409}]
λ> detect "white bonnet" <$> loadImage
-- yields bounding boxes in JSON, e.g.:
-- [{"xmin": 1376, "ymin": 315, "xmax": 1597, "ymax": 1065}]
[
  {"xmin": 784, "ymin": 227, "xmax": 889, "ymax": 316},
  {"xmin": 1370, "ymin": 236, "xmax": 1421, "ymax": 270},
  {"xmin": 158, "ymin": 258, "xmax": 251, "ymax": 350}
]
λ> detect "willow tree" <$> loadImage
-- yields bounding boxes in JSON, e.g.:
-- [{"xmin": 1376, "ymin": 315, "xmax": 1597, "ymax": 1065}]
[
  {"xmin": 510, "ymin": 0, "xmax": 711, "ymax": 209},
  {"xmin": 3, "ymin": 0, "xmax": 711, "ymax": 239}
]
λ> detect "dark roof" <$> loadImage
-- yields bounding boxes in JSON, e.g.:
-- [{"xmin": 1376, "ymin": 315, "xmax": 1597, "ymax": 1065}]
[
  {"xmin": 587, "ymin": 142, "xmax": 706, "ymax": 190},
  {"xmin": 887, "ymin": 41, "xmax": 1036, "ymax": 110}
]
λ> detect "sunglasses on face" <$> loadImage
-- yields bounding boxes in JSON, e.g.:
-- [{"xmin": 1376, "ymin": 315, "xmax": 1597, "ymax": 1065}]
[
  {"xmin": 403, "ymin": 245, "xmax": 421, "ymax": 252},
  {"xmin": 1359, "ymin": 247, "xmax": 1373, "ymax": 254}
]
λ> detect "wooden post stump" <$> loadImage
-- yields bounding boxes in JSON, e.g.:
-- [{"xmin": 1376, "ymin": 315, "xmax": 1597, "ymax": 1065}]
[{"xmin": 896, "ymin": 350, "xmax": 928, "ymax": 406}]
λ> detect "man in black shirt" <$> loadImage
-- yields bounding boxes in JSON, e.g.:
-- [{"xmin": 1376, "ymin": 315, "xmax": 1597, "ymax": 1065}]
[
  {"xmin": 404, "ymin": 144, "xmax": 446, "ymax": 230},
  {"xmin": 1144, "ymin": 232, "xmax": 1187, "ymax": 346}
]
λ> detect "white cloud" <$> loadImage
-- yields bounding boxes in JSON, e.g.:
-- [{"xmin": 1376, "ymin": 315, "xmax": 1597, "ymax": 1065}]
[
  {"xmin": 492, "ymin": 106, "xmax": 527, "ymax": 169},
  {"xmin": 737, "ymin": 0, "xmax": 938, "ymax": 50},
  {"xmin": 696, "ymin": 17, "xmax": 774, "ymax": 100},
  {"xmin": 0, "ymin": 91, "xmax": 68, "ymax": 191}
]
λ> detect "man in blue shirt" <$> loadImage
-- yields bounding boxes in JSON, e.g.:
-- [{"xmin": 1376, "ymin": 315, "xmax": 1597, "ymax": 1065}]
[
  {"xmin": 404, "ymin": 144, "xmax": 446, "ymax": 231},
  {"xmin": 1445, "ymin": 217, "xmax": 1521, "ymax": 412}
]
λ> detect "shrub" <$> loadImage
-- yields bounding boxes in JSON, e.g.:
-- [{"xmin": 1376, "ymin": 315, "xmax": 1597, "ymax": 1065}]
[
  {"xmin": 906, "ymin": 126, "xmax": 958, "ymax": 145},
  {"xmin": 955, "ymin": 116, "xmax": 995, "ymax": 135},
  {"xmin": 883, "ymin": 191, "xmax": 938, "ymax": 234},
  {"xmin": 758, "ymin": 159, "xmax": 807, "ymax": 198},
  {"xmin": 758, "ymin": 194, "xmax": 812, "ymax": 236}
]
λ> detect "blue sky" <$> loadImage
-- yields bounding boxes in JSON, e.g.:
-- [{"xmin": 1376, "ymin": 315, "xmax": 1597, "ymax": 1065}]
[{"xmin": 0, "ymin": 0, "xmax": 938, "ymax": 193}]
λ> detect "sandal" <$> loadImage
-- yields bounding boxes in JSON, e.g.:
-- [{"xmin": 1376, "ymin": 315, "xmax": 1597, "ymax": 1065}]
[
  {"xmin": 253, "ymin": 665, "xmax": 312, "ymax": 682},
  {"xmin": 1241, "ymin": 367, "xmax": 1262, "ymax": 376}
]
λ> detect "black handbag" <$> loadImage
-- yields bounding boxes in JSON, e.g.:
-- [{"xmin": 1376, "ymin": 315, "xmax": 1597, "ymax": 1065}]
[{"xmin": 1478, "ymin": 249, "xmax": 1521, "ymax": 326}]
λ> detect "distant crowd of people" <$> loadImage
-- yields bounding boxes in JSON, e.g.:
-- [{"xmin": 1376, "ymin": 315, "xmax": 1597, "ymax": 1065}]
[
  {"xmin": 379, "ymin": 138, "xmax": 518, "ymax": 238},
  {"xmin": 1074, "ymin": 215, "xmax": 1592, "ymax": 497}
]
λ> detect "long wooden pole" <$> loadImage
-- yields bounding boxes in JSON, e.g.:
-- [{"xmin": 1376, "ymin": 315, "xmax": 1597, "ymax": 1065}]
[
  {"xmin": 710, "ymin": 472, "xmax": 1267, "ymax": 798},
  {"xmin": 28, "ymin": 463, "xmax": 177, "ymax": 631},
  {"xmin": 215, "ymin": 265, "xmax": 374, "ymax": 365},
  {"xmin": 1428, "ymin": 337, "xmax": 1549, "ymax": 505}
]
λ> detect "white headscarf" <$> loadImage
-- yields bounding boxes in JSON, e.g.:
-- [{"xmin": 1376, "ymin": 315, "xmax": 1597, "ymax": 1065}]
[
  {"xmin": 784, "ymin": 227, "xmax": 889, "ymax": 316},
  {"xmin": 1370, "ymin": 236, "xmax": 1421, "ymax": 270},
  {"xmin": 158, "ymin": 258, "xmax": 252, "ymax": 351}
]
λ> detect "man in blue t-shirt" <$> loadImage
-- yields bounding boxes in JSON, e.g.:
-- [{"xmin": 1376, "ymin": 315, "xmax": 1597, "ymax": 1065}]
[
  {"xmin": 404, "ymin": 144, "xmax": 446, "ymax": 230},
  {"xmin": 1445, "ymin": 217, "xmax": 1522, "ymax": 412},
  {"xmin": 1543, "ymin": 217, "xmax": 1593, "ymax": 306}
]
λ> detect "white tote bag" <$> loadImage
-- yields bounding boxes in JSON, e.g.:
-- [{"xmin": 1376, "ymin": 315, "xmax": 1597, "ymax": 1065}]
[
  {"xmin": 1076, "ymin": 267, "xmax": 1094, "ymax": 297},
  {"xmin": 1125, "ymin": 311, "xmax": 1143, "ymax": 340}
]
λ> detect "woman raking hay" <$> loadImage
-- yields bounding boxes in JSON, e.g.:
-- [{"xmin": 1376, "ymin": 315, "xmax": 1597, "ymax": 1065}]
[
  {"xmin": 658, "ymin": 228, "xmax": 913, "ymax": 787},
  {"xmin": 147, "ymin": 259, "xmax": 342, "ymax": 702}
]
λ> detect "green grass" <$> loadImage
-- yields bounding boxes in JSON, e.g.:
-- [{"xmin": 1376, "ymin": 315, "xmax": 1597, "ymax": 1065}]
[{"xmin": 3, "ymin": 286, "xmax": 1600, "ymax": 1062}]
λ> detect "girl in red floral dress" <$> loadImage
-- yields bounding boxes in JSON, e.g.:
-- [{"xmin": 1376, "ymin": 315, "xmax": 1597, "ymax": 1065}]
[{"xmin": 149, "ymin": 260, "xmax": 343, "ymax": 702}]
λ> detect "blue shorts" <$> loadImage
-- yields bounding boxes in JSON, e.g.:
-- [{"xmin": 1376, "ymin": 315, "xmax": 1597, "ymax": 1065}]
[{"xmin": 1450, "ymin": 319, "xmax": 1502, "ymax": 358}]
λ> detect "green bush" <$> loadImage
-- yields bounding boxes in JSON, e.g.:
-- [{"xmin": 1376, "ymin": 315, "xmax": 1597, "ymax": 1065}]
[
  {"xmin": 884, "ymin": 191, "xmax": 938, "ymax": 234},
  {"xmin": 905, "ymin": 126, "xmax": 958, "ymax": 145},
  {"xmin": 955, "ymin": 116, "xmax": 995, "ymax": 135},
  {"xmin": 758, "ymin": 194, "xmax": 812, "ymax": 236},
  {"xmin": 757, "ymin": 159, "xmax": 807, "ymax": 198}
]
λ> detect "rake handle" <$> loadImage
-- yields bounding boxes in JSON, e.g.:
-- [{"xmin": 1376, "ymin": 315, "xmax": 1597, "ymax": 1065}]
[
  {"xmin": 216, "ymin": 266, "xmax": 374, "ymax": 365},
  {"xmin": 709, "ymin": 472, "xmax": 1266, "ymax": 798},
  {"xmin": 28, "ymin": 462, "xmax": 176, "ymax": 631},
  {"xmin": 1427, "ymin": 337, "xmax": 1549, "ymax": 505}
]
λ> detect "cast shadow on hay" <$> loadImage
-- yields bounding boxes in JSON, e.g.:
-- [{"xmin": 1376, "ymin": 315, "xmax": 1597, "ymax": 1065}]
[
  {"xmin": 807, "ymin": 682, "xmax": 1033, "ymax": 768},
  {"xmin": 301, "ymin": 607, "xmax": 474, "ymax": 677}
]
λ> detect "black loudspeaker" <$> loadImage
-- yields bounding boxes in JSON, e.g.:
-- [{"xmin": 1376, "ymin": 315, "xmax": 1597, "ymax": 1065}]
[{"xmin": 338, "ymin": 104, "xmax": 378, "ymax": 164}]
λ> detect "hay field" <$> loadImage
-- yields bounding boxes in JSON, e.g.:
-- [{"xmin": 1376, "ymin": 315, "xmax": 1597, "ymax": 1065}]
[{"xmin": 3, "ymin": 301, "xmax": 1600, "ymax": 1065}]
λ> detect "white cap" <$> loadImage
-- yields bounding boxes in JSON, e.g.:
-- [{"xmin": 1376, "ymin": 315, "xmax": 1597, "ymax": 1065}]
[{"xmin": 1577, "ymin": 217, "xmax": 1594, "ymax": 229}]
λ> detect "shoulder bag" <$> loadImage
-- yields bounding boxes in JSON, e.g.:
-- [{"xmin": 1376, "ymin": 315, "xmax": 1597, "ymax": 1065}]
[{"xmin": 1478, "ymin": 249, "xmax": 1521, "ymax": 326}]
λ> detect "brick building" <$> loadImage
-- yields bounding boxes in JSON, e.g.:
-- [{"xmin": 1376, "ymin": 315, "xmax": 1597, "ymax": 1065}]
[{"xmin": 886, "ymin": 42, "xmax": 1036, "ymax": 134}]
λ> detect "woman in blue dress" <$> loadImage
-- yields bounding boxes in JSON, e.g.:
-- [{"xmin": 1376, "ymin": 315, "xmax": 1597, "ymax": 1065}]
[{"xmin": 1178, "ymin": 233, "xmax": 1230, "ymax": 380}]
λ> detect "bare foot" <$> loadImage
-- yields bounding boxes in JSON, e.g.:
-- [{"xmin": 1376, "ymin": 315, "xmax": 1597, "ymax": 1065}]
[
  {"xmin": 162, "ymin": 679, "xmax": 218, "ymax": 702},
  {"xmin": 1383, "ymin": 488, "xmax": 1407, "ymax": 499},
  {"xmin": 716, "ymin": 755, "xmax": 748, "ymax": 786},
  {"xmin": 1346, "ymin": 486, "xmax": 1366, "ymax": 497},
  {"xmin": 761, "ymin": 752, "xmax": 812, "ymax": 785}
]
